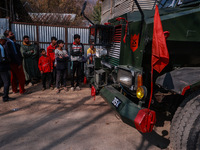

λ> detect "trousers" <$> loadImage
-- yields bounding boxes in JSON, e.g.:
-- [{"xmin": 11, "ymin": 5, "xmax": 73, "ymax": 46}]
[
  {"xmin": 71, "ymin": 61, "xmax": 81, "ymax": 87},
  {"xmin": 51, "ymin": 66, "xmax": 56, "ymax": 85},
  {"xmin": 56, "ymin": 69, "xmax": 67, "ymax": 89},
  {"xmin": 42, "ymin": 72, "xmax": 52, "ymax": 88},
  {"xmin": 10, "ymin": 64, "xmax": 25, "ymax": 94},
  {"xmin": 0, "ymin": 71, "xmax": 10, "ymax": 100}
]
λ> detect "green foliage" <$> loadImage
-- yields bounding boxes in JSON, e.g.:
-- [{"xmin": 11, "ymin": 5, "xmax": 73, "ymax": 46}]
[{"xmin": 92, "ymin": 1, "xmax": 101, "ymax": 24}]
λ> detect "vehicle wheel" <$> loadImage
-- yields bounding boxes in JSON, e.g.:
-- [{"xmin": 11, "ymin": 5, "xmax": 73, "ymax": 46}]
[{"xmin": 170, "ymin": 92, "xmax": 200, "ymax": 150}]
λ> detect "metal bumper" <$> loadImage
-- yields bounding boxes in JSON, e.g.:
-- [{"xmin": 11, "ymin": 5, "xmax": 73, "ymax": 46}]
[{"xmin": 100, "ymin": 85, "xmax": 141, "ymax": 128}]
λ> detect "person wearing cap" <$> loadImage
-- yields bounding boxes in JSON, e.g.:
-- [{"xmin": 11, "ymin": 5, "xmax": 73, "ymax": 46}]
[
  {"xmin": 0, "ymin": 34, "xmax": 15, "ymax": 102},
  {"xmin": 4, "ymin": 30, "xmax": 27, "ymax": 94}
]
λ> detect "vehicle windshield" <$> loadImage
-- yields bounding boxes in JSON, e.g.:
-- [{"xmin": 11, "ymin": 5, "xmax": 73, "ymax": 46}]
[{"xmin": 157, "ymin": 0, "xmax": 177, "ymax": 8}]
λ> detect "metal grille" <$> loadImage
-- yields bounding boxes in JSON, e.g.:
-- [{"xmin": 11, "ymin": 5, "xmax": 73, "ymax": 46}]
[{"xmin": 108, "ymin": 25, "xmax": 122, "ymax": 66}]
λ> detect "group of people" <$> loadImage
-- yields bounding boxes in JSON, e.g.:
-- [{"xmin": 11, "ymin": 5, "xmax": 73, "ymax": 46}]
[{"xmin": 0, "ymin": 30, "xmax": 96, "ymax": 102}]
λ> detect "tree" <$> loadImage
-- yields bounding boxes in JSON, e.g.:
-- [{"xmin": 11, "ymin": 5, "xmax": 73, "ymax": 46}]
[{"xmin": 92, "ymin": 0, "xmax": 101, "ymax": 24}]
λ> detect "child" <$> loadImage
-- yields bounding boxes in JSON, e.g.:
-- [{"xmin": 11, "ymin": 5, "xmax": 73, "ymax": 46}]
[
  {"xmin": 55, "ymin": 40, "xmax": 69, "ymax": 93},
  {"xmin": 38, "ymin": 49, "xmax": 53, "ymax": 90},
  {"xmin": 47, "ymin": 37, "xmax": 57, "ymax": 85},
  {"xmin": 70, "ymin": 34, "xmax": 84, "ymax": 91}
]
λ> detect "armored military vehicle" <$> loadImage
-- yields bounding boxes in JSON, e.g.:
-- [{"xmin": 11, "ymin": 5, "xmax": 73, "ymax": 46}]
[{"xmin": 82, "ymin": 0, "xmax": 200, "ymax": 149}]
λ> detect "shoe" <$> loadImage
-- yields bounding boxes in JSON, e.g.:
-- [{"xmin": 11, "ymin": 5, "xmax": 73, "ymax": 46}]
[
  {"xmin": 3, "ymin": 97, "xmax": 16, "ymax": 102},
  {"xmin": 42, "ymin": 88, "xmax": 46, "ymax": 91},
  {"xmin": 64, "ymin": 87, "xmax": 68, "ymax": 92},
  {"xmin": 25, "ymin": 80, "xmax": 30, "ymax": 86},
  {"xmin": 50, "ymin": 86, "xmax": 54, "ymax": 90},
  {"xmin": 56, "ymin": 88, "xmax": 60, "ymax": 94},
  {"xmin": 20, "ymin": 90, "xmax": 31, "ymax": 95},
  {"xmin": 70, "ymin": 87, "xmax": 74, "ymax": 91},
  {"xmin": 76, "ymin": 86, "xmax": 81, "ymax": 91}
]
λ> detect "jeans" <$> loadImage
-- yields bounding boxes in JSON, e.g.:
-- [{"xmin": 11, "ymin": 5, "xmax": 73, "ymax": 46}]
[
  {"xmin": 0, "ymin": 71, "xmax": 10, "ymax": 100},
  {"xmin": 51, "ymin": 66, "xmax": 56, "ymax": 85},
  {"xmin": 56, "ymin": 69, "xmax": 67, "ymax": 89},
  {"xmin": 71, "ymin": 61, "xmax": 81, "ymax": 87},
  {"xmin": 41, "ymin": 72, "xmax": 52, "ymax": 88}
]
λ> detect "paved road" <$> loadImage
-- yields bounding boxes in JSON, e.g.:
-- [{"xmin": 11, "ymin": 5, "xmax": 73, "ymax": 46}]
[{"xmin": 0, "ymin": 83, "xmax": 170, "ymax": 150}]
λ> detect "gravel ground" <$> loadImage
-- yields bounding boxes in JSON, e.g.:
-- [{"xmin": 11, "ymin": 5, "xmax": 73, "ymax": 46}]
[{"xmin": 0, "ymin": 82, "xmax": 170, "ymax": 150}]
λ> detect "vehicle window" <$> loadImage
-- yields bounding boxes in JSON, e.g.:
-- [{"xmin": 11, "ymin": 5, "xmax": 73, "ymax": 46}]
[
  {"xmin": 183, "ymin": 0, "xmax": 197, "ymax": 4},
  {"xmin": 177, "ymin": 0, "xmax": 183, "ymax": 5},
  {"xmin": 158, "ymin": 0, "xmax": 176, "ymax": 8}
]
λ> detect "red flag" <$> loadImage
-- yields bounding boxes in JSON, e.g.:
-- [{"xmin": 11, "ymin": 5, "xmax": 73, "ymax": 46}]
[
  {"xmin": 148, "ymin": 5, "xmax": 169, "ymax": 109},
  {"xmin": 152, "ymin": 5, "xmax": 169, "ymax": 73}
]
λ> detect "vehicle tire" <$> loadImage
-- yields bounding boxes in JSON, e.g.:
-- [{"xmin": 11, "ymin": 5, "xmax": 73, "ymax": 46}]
[{"xmin": 170, "ymin": 92, "xmax": 200, "ymax": 150}]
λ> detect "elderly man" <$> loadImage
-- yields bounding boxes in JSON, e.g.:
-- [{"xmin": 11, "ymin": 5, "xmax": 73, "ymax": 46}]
[{"xmin": 21, "ymin": 35, "xmax": 40, "ymax": 85}]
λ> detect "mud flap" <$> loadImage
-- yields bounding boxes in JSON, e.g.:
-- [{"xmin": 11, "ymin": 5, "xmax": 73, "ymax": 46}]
[{"xmin": 134, "ymin": 109, "xmax": 156, "ymax": 133}]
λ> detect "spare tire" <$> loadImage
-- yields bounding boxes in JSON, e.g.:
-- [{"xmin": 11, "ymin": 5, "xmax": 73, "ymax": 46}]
[{"xmin": 170, "ymin": 92, "xmax": 200, "ymax": 150}]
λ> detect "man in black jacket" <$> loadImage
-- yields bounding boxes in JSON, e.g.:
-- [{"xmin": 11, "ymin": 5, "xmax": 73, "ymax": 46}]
[
  {"xmin": 4, "ymin": 30, "xmax": 26, "ymax": 94},
  {"xmin": 0, "ymin": 34, "xmax": 15, "ymax": 102}
]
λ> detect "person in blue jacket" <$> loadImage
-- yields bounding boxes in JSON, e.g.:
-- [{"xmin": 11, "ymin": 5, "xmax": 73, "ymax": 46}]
[{"xmin": 0, "ymin": 34, "xmax": 15, "ymax": 102}]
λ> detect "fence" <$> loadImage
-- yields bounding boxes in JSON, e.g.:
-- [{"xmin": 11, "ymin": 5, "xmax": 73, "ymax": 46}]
[
  {"xmin": 11, "ymin": 22, "xmax": 90, "ymax": 76},
  {"xmin": 11, "ymin": 22, "xmax": 90, "ymax": 55},
  {"xmin": 0, "ymin": 18, "xmax": 9, "ymax": 34}
]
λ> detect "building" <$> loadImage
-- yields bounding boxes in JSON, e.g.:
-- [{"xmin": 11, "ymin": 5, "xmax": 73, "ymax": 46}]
[{"xmin": 101, "ymin": 0, "xmax": 156, "ymax": 23}]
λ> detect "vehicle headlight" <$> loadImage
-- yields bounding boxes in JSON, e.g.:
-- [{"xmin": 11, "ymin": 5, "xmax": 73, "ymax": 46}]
[
  {"xmin": 96, "ymin": 48, "xmax": 107, "ymax": 58},
  {"xmin": 117, "ymin": 69, "xmax": 133, "ymax": 88},
  {"xmin": 117, "ymin": 66, "xmax": 143, "ymax": 91}
]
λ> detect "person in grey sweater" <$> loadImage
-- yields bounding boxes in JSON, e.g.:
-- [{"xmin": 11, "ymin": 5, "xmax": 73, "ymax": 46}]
[
  {"xmin": 55, "ymin": 40, "xmax": 69, "ymax": 93},
  {"xmin": 70, "ymin": 34, "xmax": 84, "ymax": 91}
]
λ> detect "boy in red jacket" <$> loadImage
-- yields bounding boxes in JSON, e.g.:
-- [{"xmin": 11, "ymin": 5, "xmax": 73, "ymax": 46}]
[
  {"xmin": 47, "ymin": 37, "xmax": 57, "ymax": 85},
  {"xmin": 38, "ymin": 49, "xmax": 53, "ymax": 90}
]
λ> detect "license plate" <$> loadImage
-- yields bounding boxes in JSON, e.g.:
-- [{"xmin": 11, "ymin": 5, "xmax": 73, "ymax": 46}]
[{"xmin": 112, "ymin": 97, "xmax": 121, "ymax": 108}]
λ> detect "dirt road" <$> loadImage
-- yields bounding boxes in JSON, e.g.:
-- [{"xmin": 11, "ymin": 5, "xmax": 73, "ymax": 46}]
[{"xmin": 0, "ymin": 83, "xmax": 170, "ymax": 150}]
